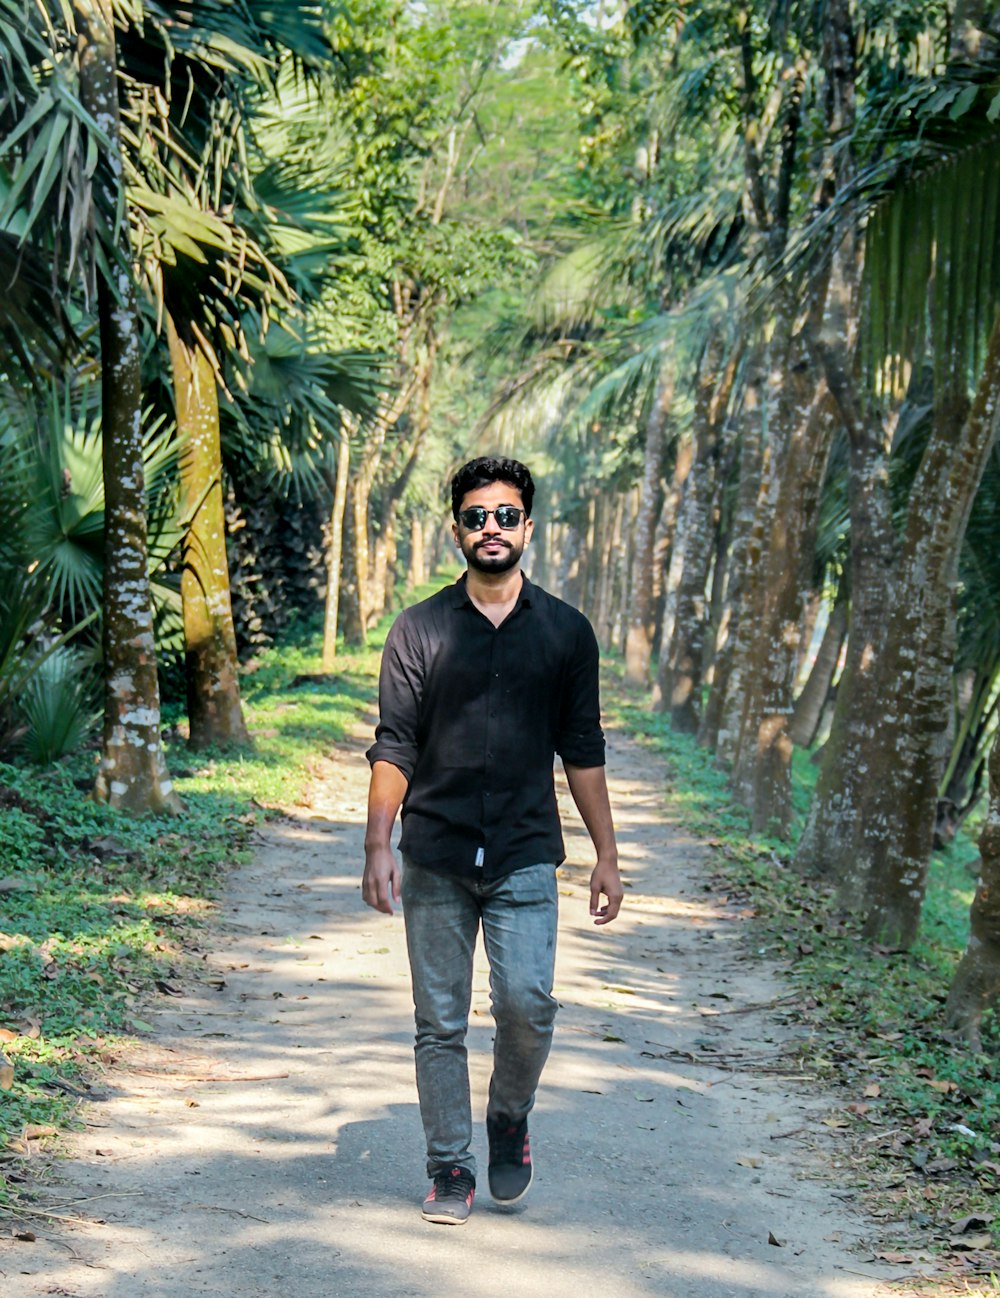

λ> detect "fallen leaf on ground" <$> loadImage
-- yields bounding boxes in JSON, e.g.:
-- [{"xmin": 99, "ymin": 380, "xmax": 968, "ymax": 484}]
[
  {"xmin": 13, "ymin": 1229, "xmax": 36, "ymax": 1242},
  {"xmin": 863, "ymin": 1082, "xmax": 881, "ymax": 1098},
  {"xmin": 23, "ymin": 1124, "xmax": 57, "ymax": 1140},
  {"xmin": 953, "ymin": 1208, "xmax": 989, "ymax": 1234},
  {"xmin": 0, "ymin": 1053, "xmax": 12, "ymax": 1089},
  {"xmin": 876, "ymin": 1252, "xmax": 914, "ymax": 1264},
  {"xmin": 768, "ymin": 1232, "xmax": 783, "ymax": 1247},
  {"xmin": 736, "ymin": 1156, "xmax": 760, "ymax": 1168},
  {"xmin": 948, "ymin": 1233, "xmax": 993, "ymax": 1251}
]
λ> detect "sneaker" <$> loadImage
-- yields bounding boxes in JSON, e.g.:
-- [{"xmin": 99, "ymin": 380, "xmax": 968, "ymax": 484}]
[
  {"xmin": 421, "ymin": 1164, "xmax": 475, "ymax": 1225},
  {"xmin": 487, "ymin": 1113, "xmax": 533, "ymax": 1205}
]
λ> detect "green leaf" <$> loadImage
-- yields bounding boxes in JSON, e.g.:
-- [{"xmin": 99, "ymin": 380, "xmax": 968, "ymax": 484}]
[{"xmin": 949, "ymin": 85, "xmax": 979, "ymax": 121}]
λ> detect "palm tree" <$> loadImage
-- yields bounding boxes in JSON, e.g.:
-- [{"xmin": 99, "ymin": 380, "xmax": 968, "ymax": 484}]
[
  {"xmin": 794, "ymin": 46, "xmax": 1000, "ymax": 946},
  {"xmin": 76, "ymin": 0, "xmax": 181, "ymax": 810}
]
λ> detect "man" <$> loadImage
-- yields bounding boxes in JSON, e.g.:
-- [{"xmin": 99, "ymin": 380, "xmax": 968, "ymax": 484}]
[{"xmin": 363, "ymin": 455, "xmax": 622, "ymax": 1226}]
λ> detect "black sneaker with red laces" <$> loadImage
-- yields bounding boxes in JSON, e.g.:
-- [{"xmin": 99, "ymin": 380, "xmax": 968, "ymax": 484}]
[
  {"xmin": 421, "ymin": 1164, "xmax": 476, "ymax": 1225},
  {"xmin": 486, "ymin": 1113, "xmax": 533, "ymax": 1205}
]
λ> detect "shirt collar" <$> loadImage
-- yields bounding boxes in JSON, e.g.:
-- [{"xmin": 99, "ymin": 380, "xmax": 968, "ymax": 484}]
[{"xmin": 450, "ymin": 571, "xmax": 534, "ymax": 609}]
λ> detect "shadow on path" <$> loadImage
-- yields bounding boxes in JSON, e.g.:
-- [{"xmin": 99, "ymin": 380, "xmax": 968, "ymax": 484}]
[{"xmin": 4, "ymin": 727, "xmax": 903, "ymax": 1298}]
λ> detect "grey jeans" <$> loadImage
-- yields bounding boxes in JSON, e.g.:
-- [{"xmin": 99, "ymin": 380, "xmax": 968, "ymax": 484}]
[{"xmin": 401, "ymin": 858, "xmax": 559, "ymax": 1178}]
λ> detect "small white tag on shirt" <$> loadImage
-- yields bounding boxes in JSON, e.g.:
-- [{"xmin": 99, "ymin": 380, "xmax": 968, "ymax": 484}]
[{"xmin": 474, "ymin": 846, "xmax": 485, "ymax": 869}]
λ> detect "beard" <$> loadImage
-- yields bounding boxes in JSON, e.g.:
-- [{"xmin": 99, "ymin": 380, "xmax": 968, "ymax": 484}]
[{"xmin": 463, "ymin": 535, "xmax": 523, "ymax": 574}]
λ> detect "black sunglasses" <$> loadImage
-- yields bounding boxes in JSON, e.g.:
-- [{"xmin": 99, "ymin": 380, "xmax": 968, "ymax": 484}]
[{"xmin": 457, "ymin": 506, "xmax": 525, "ymax": 531}]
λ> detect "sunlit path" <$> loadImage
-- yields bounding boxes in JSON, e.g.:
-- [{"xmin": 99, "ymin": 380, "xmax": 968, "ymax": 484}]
[{"xmin": 9, "ymin": 722, "xmax": 902, "ymax": 1298}]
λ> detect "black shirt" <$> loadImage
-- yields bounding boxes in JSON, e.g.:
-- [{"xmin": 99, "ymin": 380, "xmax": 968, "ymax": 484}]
[{"xmin": 366, "ymin": 572, "xmax": 605, "ymax": 879}]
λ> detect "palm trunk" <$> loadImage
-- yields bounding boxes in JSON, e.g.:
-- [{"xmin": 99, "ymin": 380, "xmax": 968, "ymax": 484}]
[
  {"xmin": 788, "ymin": 587, "xmax": 848, "ymax": 749},
  {"xmin": 370, "ymin": 513, "xmax": 389, "ymax": 622},
  {"xmin": 580, "ymin": 495, "xmax": 599, "ymax": 623},
  {"xmin": 624, "ymin": 364, "xmax": 672, "ymax": 684},
  {"xmin": 665, "ymin": 348, "xmax": 734, "ymax": 732},
  {"xmin": 408, "ymin": 512, "xmax": 427, "ymax": 588},
  {"xmin": 322, "ymin": 435, "xmax": 350, "ymax": 670},
  {"xmin": 167, "ymin": 316, "xmax": 249, "ymax": 750},
  {"xmin": 862, "ymin": 323, "xmax": 1000, "ymax": 947},
  {"xmin": 795, "ymin": 356, "xmax": 897, "ymax": 887},
  {"xmin": 78, "ymin": 0, "xmax": 179, "ymax": 813},
  {"xmin": 557, "ymin": 516, "xmax": 585, "ymax": 609},
  {"xmin": 653, "ymin": 434, "xmax": 695, "ymax": 707},
  {"xmin": 715, "ymin": 378, "xmax": 770, "ymax": 766},
  {"xmin": 732, "ymin": 382, "xmax": 835, "ymax": 834},
  {"xmin": 700, "ymin": 381, "xmax": 765, "ymax": 753},
  {"xmin": 940, "ymin": 660, "xmax": 1000, "ymax": 831},
  {"xmin": 945, "ymin": 726, "xmax": 1000, "ymax": 1046},
  {"xmin": 794, "ymin": 591, "xmax": 824, "ymax": 686},
  {"xmin": 340, "ymin": 470, "xmax": 370, "ymax": 647}
]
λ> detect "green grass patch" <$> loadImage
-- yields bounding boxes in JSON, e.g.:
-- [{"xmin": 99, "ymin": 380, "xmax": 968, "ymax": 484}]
[
  {"xmin": 0, "ymin": 574, "xmax": 455, "ymax": 1204},
  {"xmin": 608, "ymin": 682, "xmax": 999, "ymax": 1251}
]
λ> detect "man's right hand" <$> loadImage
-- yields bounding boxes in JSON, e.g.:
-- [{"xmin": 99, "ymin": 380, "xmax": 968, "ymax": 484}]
[{"xmin": 362, "ymin": 845, "xmax": 401, "ymax": 914}]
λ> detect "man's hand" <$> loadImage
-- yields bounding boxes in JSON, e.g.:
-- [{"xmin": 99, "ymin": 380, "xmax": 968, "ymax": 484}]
[
  {"xmin": 589, "ymin": 857, "xmax": 623, "ymax": 925},
  {"xmin": 363, "ymin": 761, "xmax": 408, "ymax": 914},
  {"xmin": 363, "ymin": 845, "xmax": 401, "ymax": 914}
]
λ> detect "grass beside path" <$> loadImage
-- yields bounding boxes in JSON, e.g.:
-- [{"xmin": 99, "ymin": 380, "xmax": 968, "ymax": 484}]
[
  {"xmin": 0, "ymin": 580, "xmax": 448, "ymax": 1206},
  {"xmin": 606, "ymin": 674, "xmax": 999, "ymax": 1282}
]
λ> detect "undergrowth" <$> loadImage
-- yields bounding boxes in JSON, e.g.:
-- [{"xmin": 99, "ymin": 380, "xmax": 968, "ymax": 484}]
[
  {"xmin": 0, "ymin": 581, "xmax": 452, "ymax": 1206},
  {"xmin": 609, "ymin": 687, "xmax": 999, "ymax": 1271}
]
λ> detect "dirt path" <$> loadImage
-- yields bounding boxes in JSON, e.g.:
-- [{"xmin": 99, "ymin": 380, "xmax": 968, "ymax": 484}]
[{"xmin": 4, "ymin": 721, "xmax": 909, "ymax": 1298}]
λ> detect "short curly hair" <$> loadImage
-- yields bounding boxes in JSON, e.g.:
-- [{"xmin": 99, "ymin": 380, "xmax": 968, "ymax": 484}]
[{"xmin": 450, "ymin": 456, "xmax": 535, "ymax": 519}]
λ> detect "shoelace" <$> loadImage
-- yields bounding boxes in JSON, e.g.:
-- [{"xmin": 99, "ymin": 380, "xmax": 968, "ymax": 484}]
[{"xmin": 434, "ymin": 1166, "xmax": 474, "ymax": 1199}]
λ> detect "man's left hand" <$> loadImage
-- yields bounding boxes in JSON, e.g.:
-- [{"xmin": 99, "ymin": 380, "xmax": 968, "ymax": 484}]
[{"xmin": 589, "ymin": 858, "xmax": 623, "ymax": 925}]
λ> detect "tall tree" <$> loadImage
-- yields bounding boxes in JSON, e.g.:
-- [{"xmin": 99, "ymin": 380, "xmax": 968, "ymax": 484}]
[
  {"xmin": 74, "ymin": 0, "xmax": 180, "ymax": 810},
  {"xmin": 167, "ymin": 317, "xmax": 249, "ymax": 749}
]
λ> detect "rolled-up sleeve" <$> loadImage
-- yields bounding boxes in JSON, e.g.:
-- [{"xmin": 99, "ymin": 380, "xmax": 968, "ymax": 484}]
[
  {"xmin": 366, "ymin": 614, "xmax": 423, "ymax": 779},
  {"xmin": 555, "ymin": 616, "xmax": 605, "ymax": 767}
]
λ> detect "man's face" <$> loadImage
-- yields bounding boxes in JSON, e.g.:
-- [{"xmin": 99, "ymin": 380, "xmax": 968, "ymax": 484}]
[{"xmin": 453, "ymin": 480, "xmax": 533, "ymax": 575}]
